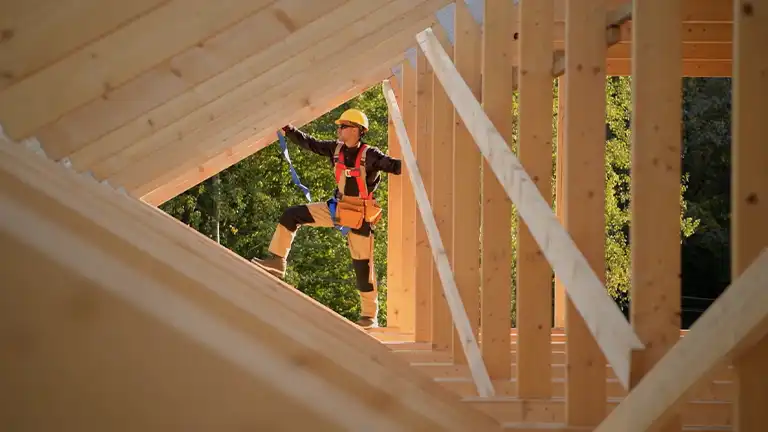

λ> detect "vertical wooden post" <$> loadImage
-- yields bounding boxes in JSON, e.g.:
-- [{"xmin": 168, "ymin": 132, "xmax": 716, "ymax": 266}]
[
  {"xmin": 430, "ymin": 23, "xmax": 455, "ymax": 352},
  {"xmin": 415, "ymin": 47, "xmax": 434, "ymax": 342},
  {"xmin": 400, "ymin": 58, "xmax": 418, "ymax": 335},
  {"xmin": 480, "ymin": 0, "xmax": 515, "ymax": 381},
  {"xmin": 452, "ymin": 0, "xmax": 483, "ymax": 365},
  {"xmin": 516, "ymin": 0, "xmax": 555, "ymax": 398},
  {"xmin": 553, "ymin": 76, "xmax": 567, "ymax": 329},
  {"xmin": 732, "ymin": 0, "xmax": 768, "ymax": 429},
  {"xmin": 563, "ymin": 0, "xmax": 608, "ymax": 425},
  {"xmin": 628, "ymin": 1, "xmax": 683, "ymax": 431},
  {"xmin": 386, "ymin": 73, "xmax": 404, "ymax": 329}
]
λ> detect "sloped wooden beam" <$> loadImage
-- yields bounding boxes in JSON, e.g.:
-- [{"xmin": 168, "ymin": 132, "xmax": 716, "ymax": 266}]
[
  {"xmin": 113, "ymin": 17, "xmax": 436, "ymax": 197},
  {"xmin": 0, "ymin": 134, "xmax": 503, "ymax": 431},
  {"xmin": 140, "ymin": 66, "xmax": 394, "ymax": 206},
  {"xmin": 0, "ymin": 0, "xmax": 275, "ymax": 140},
  {"xmin": 416, "ymin": 26, "xmax": 644, "ymax": 390},
  {"xmin": 55, "ymin": 0, "xmax": 415, "ymax": 167},
  {"xmin": 594, "ymin": 249, "xmax": 768, "ymax": 432},
  {"xmin": 383, "ymin": 78, "xmax": 494, "ymax": 398}
]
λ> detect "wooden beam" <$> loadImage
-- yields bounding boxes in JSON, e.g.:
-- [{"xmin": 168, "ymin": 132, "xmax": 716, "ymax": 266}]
[
  {"xmin": 429, "ymin": 22, "xmax": 454, "ymax": 352},
  {"xmin": 0, "ymin": 133, "xmax": 504, "ymax": 432},
  {"xmin": 0, "ymin": 0, "xmax": 275, "ymax": 140},
  {"xmin": 480, "ymin": 0, "xmax": 516, "ymax": 382},
  {"xmin": 628, "ymin": 1, "xmax": 683, "ymax": 432},
  {"xmin": 731, "ymin": 0, "xmax": 768, "ymax": 429},
  {"xmin": 39, "ymin": 0, "xmax": 351, "ymax": 161},
  {"xmin": 414, "ymin": 42, "xmax": 434, "ymax": 343},
  {"xmin": 416, "ymin": 26, "xmax": 644, "ymax": 389},
  {"xmin": 451, "ymin": 0, "xmax": 482, "ymax": 366},
  {"xmin": 563, "ymin": 0, "xmax": 611, "ymax": 425},
  {"xmin": 0, "ymin": 0, "xmax": 169, "ymax": 92},
  {"xmin": 58, "ymin": 0, "xmax": 424, "ymax": 169},
  {"xmin": 116, "ymin": 18, "xmax": 435, "ymax": 197},
  {"xmin": 553, "ymin": 76, "xmax": 566, "ymax": 329},
  {"xmin": 400, "ymin": 58, "xmax": 418, "ymax": 335},
  {"xmin": 386, "ymin": 73, "xmax": 405, "ymax": 329},
  {"xmin": 383, "ymin": 78, "xmax": 494, "ymax": 397},
  {"xmin": 594, "ymin": 250, "xmax": 768, "ymax": 432},
  {"xmin": 140, "ymin": 68, "xmax": 392, "ymax": 206},
  {"xmin": 516, "ymin": 0, "xmax": 555, "ymax": 399},
  {"xmin": 607, "ymin": 59, "xmax": 733, "ymax": 77}
]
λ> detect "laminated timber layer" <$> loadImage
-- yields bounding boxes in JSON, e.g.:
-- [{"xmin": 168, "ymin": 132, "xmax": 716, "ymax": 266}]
[{"xmin": 0, "ymin": 0, "xmax": 735, "ymax": 207}]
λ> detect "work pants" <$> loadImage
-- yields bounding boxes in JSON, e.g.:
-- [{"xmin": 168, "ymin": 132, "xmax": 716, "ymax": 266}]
[{"xmin": 269, "ymin": 202, "xmax": 378, "ymax": 318}]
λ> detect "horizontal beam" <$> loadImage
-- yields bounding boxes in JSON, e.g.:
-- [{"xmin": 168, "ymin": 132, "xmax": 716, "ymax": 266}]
[
  {"xmin": 382, "ymin": 78, "xmax": 494, "ymax": 398},
  {"xmin": 416, "ymin": 26, "xmax": 644, "ymax": 390},
  {"xmin": 595, "ymin": 250, "xmax": 768, "ymax": 432}
]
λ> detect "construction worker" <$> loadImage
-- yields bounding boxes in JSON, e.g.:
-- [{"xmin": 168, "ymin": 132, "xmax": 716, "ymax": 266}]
[{"xmin": 252, "ymin": 108, "xmax": 402, "ymax": 328}]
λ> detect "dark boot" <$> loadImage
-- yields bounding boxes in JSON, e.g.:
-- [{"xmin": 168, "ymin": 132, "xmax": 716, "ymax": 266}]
[
  {"xmin": 251, "ymin": 254, "xmax": 286, "ymax": 279},
  {"xmin": 356, "ymin": 316, "xmax": 378, "ymax": 329}
]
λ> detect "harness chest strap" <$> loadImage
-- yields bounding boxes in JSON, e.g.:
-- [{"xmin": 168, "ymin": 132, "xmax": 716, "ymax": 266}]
[{"xmin": 333, "ymin": 142, "xmax": 372, "ymax": 199}]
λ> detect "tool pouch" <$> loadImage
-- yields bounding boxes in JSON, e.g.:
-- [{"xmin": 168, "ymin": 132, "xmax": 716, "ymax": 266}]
[
  {"xmin": 364, "ymin": 200, "xmax": 383, "ymax": 225},
  {"xmin": 336, "ymin": 200, "xmax": 365, "ymax": 229}
]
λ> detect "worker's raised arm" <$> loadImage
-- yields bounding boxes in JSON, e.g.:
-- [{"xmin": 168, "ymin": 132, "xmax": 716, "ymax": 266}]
[
  {"xmin": 366, "ymin": 147, "xmax": 402, "ymax": 175},
  {"xmin": 281, "ymin": 125, "xmax": 337, "ymax": 157}
]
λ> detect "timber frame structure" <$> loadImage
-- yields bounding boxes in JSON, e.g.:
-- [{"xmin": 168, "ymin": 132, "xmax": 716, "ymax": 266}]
[{"xmin": 1, "ymin": 0, "xmax": 766, "ymax": 430}]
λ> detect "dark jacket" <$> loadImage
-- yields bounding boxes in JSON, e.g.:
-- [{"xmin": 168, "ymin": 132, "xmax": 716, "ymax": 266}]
[{"xmin": 282, "ymin": 125, "xmax": 402, "ymax": 198}]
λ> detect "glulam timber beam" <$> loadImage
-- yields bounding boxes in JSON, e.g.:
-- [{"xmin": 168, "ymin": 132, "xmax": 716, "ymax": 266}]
[
  {"xmin": 562, "ymin": 0, "xmax": 610, "ymax": 425},
  {"xmin": 0, "ymin": 0, "xmax": 276, "ymax": 140},
  {"xmin": 480, "ymin": 0, "xmax": 515, "ymax": 383},
  {"xmin": 516, "ymin": 0, "xmax": 555, "ymax": 399},
  {"xmin": 416, "ymin": 26, "xmax": 644, "ymax": 390},
  {"xmin": 429, "ymin": 21, "xmax": 454, "ymax": 352},
  {"xmin": 60, "ymin": 0, "xmax": 449, "ymax": 181},
  {"xmin": 37, "ymin": 0, "xmax": 350, "ymax": 162},
  {"xmin": 383, "ymin": 79, "xmax": 494, "ymax": 398},
  {"xmin": 114, "ymin": 15, "xmax": 439, "ymax": 197},
  {"xmin": 627, "ymin": 1, "xmax": 683, "ymax": 432},
  {"xmin": 140, "ymin": 66, "xmax": 394, "ymax": 206},
  {"xmin": 385, "ymin": 72, "xmax": 405, "ymax": 330},
  {"xmin": 731, "ymin": 0, "xmax": 768, "ymax": 429},
  {"xmin": 594, "ymin": 250, "xmax": 768, "ymax": 432},
  {"xmin": 0, "ymin": 133, "xmax": 503, "ymax": 432},
  {"xmin": 451, "ymin": 0, "xmax": 482, "ymax": 367},
  {"xmin": 414, "ymin": 40, "xmax": 434, "ymax": 343}
]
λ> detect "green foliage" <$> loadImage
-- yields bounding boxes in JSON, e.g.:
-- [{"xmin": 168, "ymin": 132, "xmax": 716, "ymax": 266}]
[{"xmin": 161, "ymin": 77, "xmax": 730, "ymax": 330}]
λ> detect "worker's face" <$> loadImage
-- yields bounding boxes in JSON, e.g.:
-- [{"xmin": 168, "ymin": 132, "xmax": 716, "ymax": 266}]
[{"xmin": 337, "ymin": 122, "xmax": 361, "ymax": 145}]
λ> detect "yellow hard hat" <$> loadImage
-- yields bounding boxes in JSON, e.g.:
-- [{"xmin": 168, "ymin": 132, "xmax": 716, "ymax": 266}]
[{"xmin": 335, "ymin": 108, "xmax": 369, "ymax": 131}]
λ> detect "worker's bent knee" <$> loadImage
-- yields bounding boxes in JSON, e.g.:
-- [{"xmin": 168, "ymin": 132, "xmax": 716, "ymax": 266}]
[
  {"xmin": 352, "ymin": 259, "xmax": 375, "ymax": 292},
  {"xmin": 278, "ymin": 204, "xmax": 314, "ymax": 231}
]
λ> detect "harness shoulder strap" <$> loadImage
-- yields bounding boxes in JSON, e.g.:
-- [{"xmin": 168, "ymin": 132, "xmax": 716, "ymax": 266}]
[{"xmin": 355, "ymin": 145, "xmax": 372, "ymax": 199}]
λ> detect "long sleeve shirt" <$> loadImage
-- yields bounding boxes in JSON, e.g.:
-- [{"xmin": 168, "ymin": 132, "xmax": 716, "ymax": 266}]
[{"xmin": 282, "ymin": 125, "xmax": 402, "ymax": 198}]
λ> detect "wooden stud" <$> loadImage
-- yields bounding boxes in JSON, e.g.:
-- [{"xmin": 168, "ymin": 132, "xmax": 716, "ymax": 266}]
[
  {"xmin": 400, "ymin": 58, "xmax": 418, "ymax": 336},
  {"xmin": 553, "ymin": 75, "xmax": 566, "ymax": 329},
  {"xmin": 480, "ymin": 0, "xmax": 516, "ymax": 381},
  {"xmin": 731, "ymin": 0, "xmax": 768, "ymax": 430},
  {"xmin": 516, "ymin": 0, "xmax": 555, "ymax": 399},
  {"xmin": 383, "ymin": 79, "xmax": 495, "ymax": 397},
  {"xmin": 451, "ymin": 0, "xmax": 483, "ymax": 365},
  {"xmin": 563, "ymin": 0, "xmax": 610, "ymax": 425},
  {"xmin": 628, "ymin": 1, "xmax": 683, "ymax": 432},
  {"xmin": 415, "ymin": 44, "xmax": 434, "ymax": 343},
  {"xmin": 430, "ymin": 23, "xmax": 455, "ymax": 352},
  {"xmin": 386, "ymin": 74, "xmax": 405, "ymax": 329}
]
